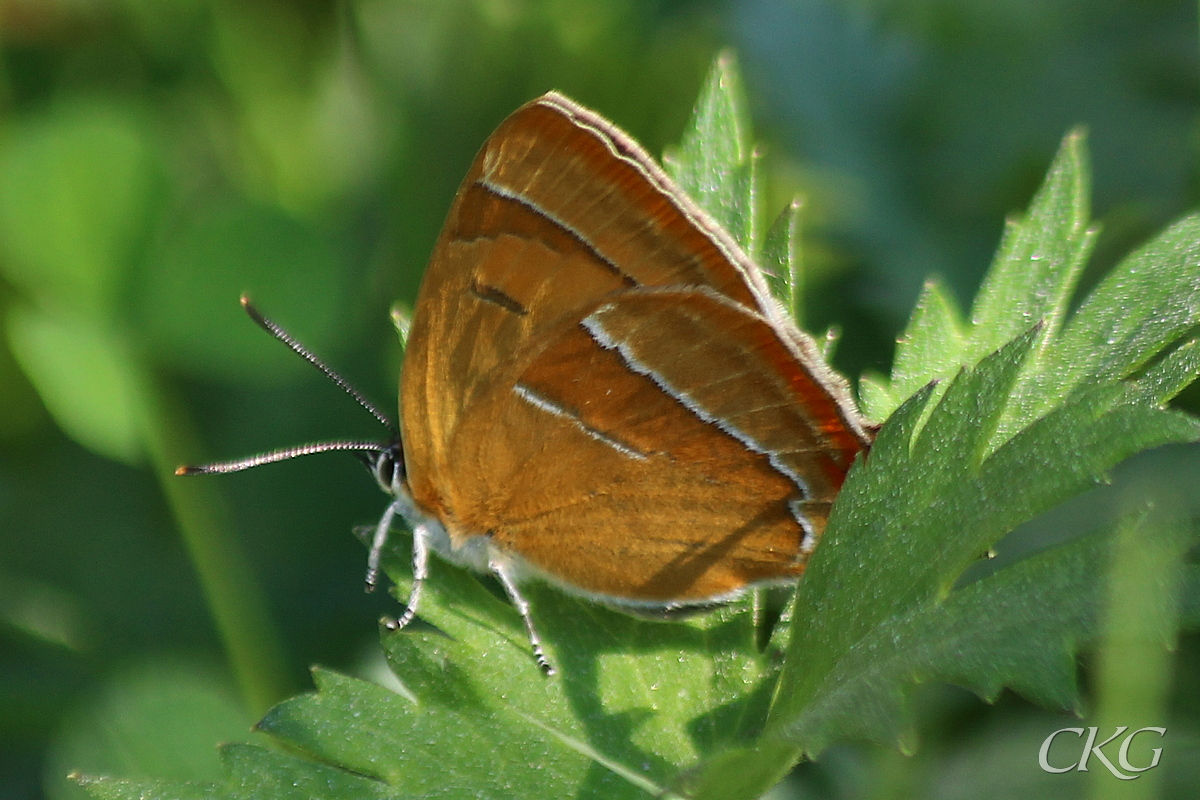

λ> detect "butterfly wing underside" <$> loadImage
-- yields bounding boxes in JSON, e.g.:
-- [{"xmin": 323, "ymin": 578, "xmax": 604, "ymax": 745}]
[{"xmin": 401, "ymin": 92, "xmax": 869, "ymax": 603}]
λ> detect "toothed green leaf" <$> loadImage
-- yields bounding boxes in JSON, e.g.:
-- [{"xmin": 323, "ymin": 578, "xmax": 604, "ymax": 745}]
[
  {"xmin": 884, "ymin": 279, "xmax": 967, "ymax": 419},
  {"xmin": 761, "ymin": 199, "xmax": 804, "ymax": 322},
  {"xmin": 664, "ymin": 51, "xmax": 756, "ymax": 253}
]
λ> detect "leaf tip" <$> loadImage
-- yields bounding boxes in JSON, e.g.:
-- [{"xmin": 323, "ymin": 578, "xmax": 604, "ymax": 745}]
[{"xmin": 714, "ymin": 47, "xmax": 738, "ymax": 75}]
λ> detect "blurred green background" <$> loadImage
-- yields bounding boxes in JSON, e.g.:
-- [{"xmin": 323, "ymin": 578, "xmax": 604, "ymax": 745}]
[{"xmin": 1, "ymin": 1, "xmax": 1197, "ymax": 798}]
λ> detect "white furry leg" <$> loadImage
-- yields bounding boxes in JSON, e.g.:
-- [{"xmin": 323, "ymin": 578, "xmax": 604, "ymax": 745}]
[
  {"xmin": 490, "ymin": 558, "xmax": 554, "ymax": 676},
  {"xmin": 384, "ymin": 521, "xmax": 430, "ymax": 631},
  {"xmin": 364, "ymin": 499, "xmax": 399, "ymax": 593}
]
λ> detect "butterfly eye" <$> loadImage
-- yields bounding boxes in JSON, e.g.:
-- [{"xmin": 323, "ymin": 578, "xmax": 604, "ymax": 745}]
[{"xmin": 371, "ymin": 443, "xmax": 406, "ymax": 496}]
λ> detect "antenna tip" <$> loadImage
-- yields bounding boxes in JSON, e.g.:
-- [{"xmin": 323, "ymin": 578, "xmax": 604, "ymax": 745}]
[
  {"xmin": 239, "ymin": 293, "xmax": 251, "ymax": 308},
  {"xmin": 175, "ymin": 465, "xmax": 200, "ymax": 476}
]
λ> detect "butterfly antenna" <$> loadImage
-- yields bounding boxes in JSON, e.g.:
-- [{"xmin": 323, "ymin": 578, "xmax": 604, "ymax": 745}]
[
  {"xmin": 176, "ymin": 441, "xmax": 386, "ymax": 476},
  {"xmin": 240, "ymin": 295, "xmax": 398, "ymax": 435}
]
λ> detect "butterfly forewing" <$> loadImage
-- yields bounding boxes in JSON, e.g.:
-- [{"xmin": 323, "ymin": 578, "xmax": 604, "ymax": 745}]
[{"xmin": 479, "ymin": 94, "xmax": 776, "ymax": 310}]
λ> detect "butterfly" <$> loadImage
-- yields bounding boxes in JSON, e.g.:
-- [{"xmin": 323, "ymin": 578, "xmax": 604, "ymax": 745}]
[{"xmin": 180, "ymin": 92, "xmax": 873, "ymax": 675}]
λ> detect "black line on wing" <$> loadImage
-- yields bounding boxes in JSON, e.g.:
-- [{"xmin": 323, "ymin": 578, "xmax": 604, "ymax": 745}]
[{"xmin": 469, "ymin": 280, "xmax": 529, "ymax": 316}]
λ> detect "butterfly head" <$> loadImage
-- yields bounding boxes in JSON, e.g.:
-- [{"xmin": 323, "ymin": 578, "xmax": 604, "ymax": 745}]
[{"xmin": 360, "ymin": 439, "xmax": 407, "ymax": 498}]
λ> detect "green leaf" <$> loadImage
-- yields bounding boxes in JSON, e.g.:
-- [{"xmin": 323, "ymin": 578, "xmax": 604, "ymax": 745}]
[
  {"xmin": 1140, "ymin": 338, "xmax": 1200, "ymax": 403},
  {"xmin": 77, "ymin": 776, "xmax": 221, "ymax": 800},
  {"xmin": 969, "ymin": 128, "xmax": 1095, "ymax": 355},
  {"xmin": 744, "ymin": 128, "xmax": 1200, "ymax": 767},
  {"xmin": 231, "ymin": 548, "xmax": 776, "ymax": 799},
  {"xmin": 236, "ymin": 510, "xmax": 775, "ymax": 798},
  {"xmin": 78, "ymin": 743, "xmax": 397, "ymax": 800},
  {"xmin": 865, "ymin": 129, "xmax": 1200, "ymax": 442},
  {"xmin": 774, "ymin": 523, "xmax": 1113, "ymax": 750},
  {"xmin": 755, "ymin": 373, "xmax": 1199, "ymax": 759},
  {"xmin": 761, "ymin": 199, "xmax": 804, "ymax": 323},
  {"xmin": 857, "ymin": 370, "xmax": 900, "ymax": 423},
  {"xmin": 260, "ymin": 665, "xmax": 604, "ymax": 797},
  {"xmin": 886, "ymin": 279, "xmax": 967, "ymax": 417},
  {"xmin": 6, "ymin": 305, "xmax": 147, "ymax": 464},
  {"xmin": 221, "ymin": 743, "xmax": 394, "ymax": 799},
  {"xmin": 52, "ymin": 661, "xmax": 250, "ymax": 800},
  {"xmin": 663, "ymin": 50, "xmax": 756, "ymax": 253},
  {"xmin": 683, "ymin": 738, "xmax": 800, "ymax": 800},
  {"xmin": 769, "ymin": 333, "xmax": 1037, "ymax": 730},
  {"xmin": 870, "ymin": 130, "xmax": 1100, "ymax": 425},
  {"xmin": 1011, "ymin": 213, "xmax": 1200, "ymax": 429},
  {"xmin": 390, "ymin": 302, "xmax": 414, "ymax": 353},
  {"xmin": 662, "ymin": 50, "xmax": 811, "ymax": 334}
]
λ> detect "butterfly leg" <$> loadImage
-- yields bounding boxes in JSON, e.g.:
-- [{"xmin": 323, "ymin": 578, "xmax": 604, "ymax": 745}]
[
  {"xmin": 364, "ymin": 498, "xmax": 398, "ymax": 592},
  {"xmin": 384, "ymin": 520, "xmax": 430, "ymax": 631},
  {"xmin": 367, "ymin": 497, "xmax": 430, "ymax": 631},
  {"xmin": 489, "ymin": 558, "xmax": 555, "ymax": 676}
]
